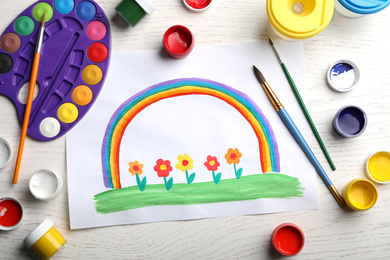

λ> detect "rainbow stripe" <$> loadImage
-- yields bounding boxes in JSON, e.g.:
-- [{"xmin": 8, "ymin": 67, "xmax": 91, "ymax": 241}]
[{"xmin": 101, "ymin": 78, "xmax": 280, "ymax": 189}]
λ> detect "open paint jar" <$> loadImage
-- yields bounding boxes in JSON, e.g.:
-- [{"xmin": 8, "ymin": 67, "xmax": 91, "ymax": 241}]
[
  {"xmin": 266, "ymin": 0, "xmax": 334, "ymax": 40},
  {"xmin": 0, "ymin": 137, "xmax": 12, "ymax": 169},
  {"xmin": 183, "ymin": 0, "xmax": 213, "ymax": 12},
  {"xmin": 343, "ymin": 178, "xmax": 378, "ymax": 211},
  {"xmin": 163, "ymin": 25, "xmax": 195, "ymax": 59},
  {"xmin": 29, "ymin": 169, "xmax": 63, "ymax": 200},
  {"xmin": 115, "ymin": 0, "xmax": 155, "ymax": 26},
  {"xmin": 335, "ymin": 0, "xmax": 390, "ymax": 18},
  {"xmin": 0, "ymin": 197, "xmax": 24, "ymax": 231},
  {"xmin": 271, "ymin": 223, "xmax": 305, "ymax": 256},
  {"xmin": 24, "ymin": 219, "xmax": 66, "ymax": 260},
  {"xmin": 366, "ymin": 151, "xmax": 390, "ymax": 184},
  {"xmin": 327, "ymin": 60, "xmax": 359, "ymax": 92},
  {"xmin": 333, "ymin": 105, "xmax": 367, "ymax": 138}
]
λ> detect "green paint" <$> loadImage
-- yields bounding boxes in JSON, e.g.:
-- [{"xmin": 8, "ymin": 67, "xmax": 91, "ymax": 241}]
[
  {"xmin": 94, "ymin": 173, "xmax": 304, "ymax": 214},
  {"xmin": 14, "ymin": 16, "xmax": 35, "ymax": 36},
  {"xmin": 115, "ymin": 0, "xmax": 146, "ymax": 26}
]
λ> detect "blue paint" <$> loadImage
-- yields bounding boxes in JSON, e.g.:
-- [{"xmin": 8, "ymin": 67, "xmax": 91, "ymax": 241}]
[
  {"xmin": 55, "ymin": 0, "xmax": 75, "ymax": 14},
  {"xmin": 328, "ymin": 61, "xmax": 358, "ymax": 92},
  {"xmin": 333, "ymin": 106, "xmax": 367, "ymax": 138},
  {"xmin": 76, "ymin": 1, "xmax": 96, "ymax": 21}
]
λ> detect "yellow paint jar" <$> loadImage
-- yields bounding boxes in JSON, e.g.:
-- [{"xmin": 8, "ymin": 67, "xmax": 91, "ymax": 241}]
[
  {"xmin": 366, "ymin": 151, "xmax": 390, "ymax": 184},
  {"xmin": 266, "ymin": 0, "xmax": 334, "ymax": 40},
  {"xmin": 24, "ymin": 219, "xmax": 66, "ymax": 259},
  {"xmin": 342, "ymin": 178, "xmax": 378, "ymax": 211}
]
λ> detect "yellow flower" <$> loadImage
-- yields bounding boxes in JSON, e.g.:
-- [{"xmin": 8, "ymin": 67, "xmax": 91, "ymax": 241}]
[
  {"xmin": 128, "ymin": 161, "xmax": 143, "ymax": 176},
  {"xmin": 225, "ymin": 148, "xmax": 242, "ymax": 165},
  {"xmin": 175, "ymin": 154, "xmax": 194, "ymax": 172}
]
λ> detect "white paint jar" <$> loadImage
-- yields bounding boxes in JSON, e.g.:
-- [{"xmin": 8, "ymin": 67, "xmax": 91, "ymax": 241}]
[{"xmin": 29, "ymin": 169, "xmax": 63, "ymax": 200}]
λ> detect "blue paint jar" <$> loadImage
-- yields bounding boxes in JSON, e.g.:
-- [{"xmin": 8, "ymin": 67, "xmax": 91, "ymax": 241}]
[
  {"xmin": 333, "ymin": 105, "xmax": 367, "ymax": 138},
  {"xmin": 335, "ymin": 0, "xmax": 390, "ymax": 17}
]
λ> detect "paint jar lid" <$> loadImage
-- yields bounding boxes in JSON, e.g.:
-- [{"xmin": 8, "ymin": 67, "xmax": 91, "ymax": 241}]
[
  {"xmin": 333, "ymin": 105, "xmax": 367, "ymax": 138},
  {"xmin": 266, "ymin": 0, "xmax": 334, "ymax": 39},
  {"xmin": 183, "ymin": 0, "xmax": 213, "ymax": 12},
  {"xmin": 342, "ymin": 178, "xmax": 378, "ymax": 211},
  {"xmin": 24, "ymin": 219, "xmax": 54, "ymax": 248},
  {"xmin": 337, "ymin": 0, "xmax": 390, "ymax": 15},
  {"xmin": 366, "ymin": 151, "xmax": 390, "ymax": 184},
  {"xmin": 29, "ymin": 169, "xmax": 63, "ymax": 200},
  {"xmin": 271, "ymin": 223, "xmax": 305, "ymax": 256},
  {"xmin": 0, "ymin": 137, "xmax": 12, "ymax": 169},
  {"xmin": 327, "ymin": 60, "xmax": 360, "ymax": 92},
  {"xmin": 0, "ymin": 197, "xmax": 24, "ymax": 231}
]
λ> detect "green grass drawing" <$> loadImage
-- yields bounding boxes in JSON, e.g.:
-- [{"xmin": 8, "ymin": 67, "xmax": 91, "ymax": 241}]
[{"xmin": 94, "ymin": 173, "xmax": 304, "ymax": 214}]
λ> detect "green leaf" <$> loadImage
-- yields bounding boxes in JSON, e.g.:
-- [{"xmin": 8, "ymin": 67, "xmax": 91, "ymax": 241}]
[
  {"xmin": 188, "ymin": 173, "xmax": 196, "ymax": 184},
  {"xmin": 166, "ymin": 177, "xmax": 173, "ymax": 191},
  {"xmin": 138, "ymin": 177, "xmax": 147, "ymax": 191},
  {"xmin": 215, "ymin": 173, "xmax": 222, "ymax": 184},
  {"xmin": 236, "ymin": 168, "xmax": 243, "ymax": 179}
]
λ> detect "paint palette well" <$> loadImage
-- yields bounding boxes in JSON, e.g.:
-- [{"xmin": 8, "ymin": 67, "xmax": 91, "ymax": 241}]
[{"xmin": 0, "ymin": 0, "xmax": 111, "ymax": 141}]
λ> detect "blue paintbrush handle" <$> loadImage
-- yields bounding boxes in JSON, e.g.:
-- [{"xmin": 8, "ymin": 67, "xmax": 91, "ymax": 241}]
[{"xmin": 278, "ymin": 108, "xmax": 332, "ymax": 187}]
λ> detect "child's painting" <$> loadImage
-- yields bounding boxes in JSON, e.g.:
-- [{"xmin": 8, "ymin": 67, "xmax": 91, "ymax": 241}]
[{"xmin": 66, "ymin": 41, "xmax": 318, "ymax": 229}]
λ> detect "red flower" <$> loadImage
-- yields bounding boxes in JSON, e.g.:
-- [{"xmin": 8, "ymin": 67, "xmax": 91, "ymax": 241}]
[
  {"xmin": 204, "ymin": 155, "xmax": 220, "ymax": 171},
  {"xmin": 154, "ymin": 159, "xmax": 172, "ymax": 177}
]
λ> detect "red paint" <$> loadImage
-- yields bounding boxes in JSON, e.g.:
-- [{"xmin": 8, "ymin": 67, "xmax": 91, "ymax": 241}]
[
  {"xmin": 272, "ymin": 223, "xmax": 304, "ymax": 256},
  {"xmin": 163, "ymin": 25, "xmax": 194, "ymax": 59},
  {"xmin": 87, "ymin": 42, "xmax": 108, "ymax": 63},
  {"xmin": 0, "ymin": 199, "xmax": 23, "ymax": 227},
  {"xmin": 185, "ymin": 0, "xmax": 212, "ymax": 10}
]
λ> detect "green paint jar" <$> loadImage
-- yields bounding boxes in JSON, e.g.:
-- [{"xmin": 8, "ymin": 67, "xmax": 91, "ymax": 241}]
[{"xmin": 115, "ymin": 0, "xmax": 155, "ymax": 27}]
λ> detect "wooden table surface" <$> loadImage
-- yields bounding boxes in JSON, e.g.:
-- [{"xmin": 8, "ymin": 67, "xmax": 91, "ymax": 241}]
[{"xmin": 1, "ymin": 0, "xmax": 390, "ymax": 259}]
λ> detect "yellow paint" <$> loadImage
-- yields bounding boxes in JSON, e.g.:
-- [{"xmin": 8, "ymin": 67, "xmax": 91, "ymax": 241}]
[
  {"xmin": 31, "ymin": 226, "xmax": 66, "ymax": 260},
  {"xmin": 366, "ymin": 151, "xmax": 390, "ymax": 183},
  {"xmin": 72, "ymin": 85, "xmax": 93, "ymax": 106},
  {"xmin": 58, "ymin": 103, "xmax": 79, "ymax": 123},
  {"xmin": 266, "ymin": 0, "xmax": 334, "ymax": 39},
  {"xmin": 343, "ymin": 178, "xmax": 377, "ymax": 211},
  {"xmin": 82, "ymin": 65, "xmax": 103, "ymax": 85}
]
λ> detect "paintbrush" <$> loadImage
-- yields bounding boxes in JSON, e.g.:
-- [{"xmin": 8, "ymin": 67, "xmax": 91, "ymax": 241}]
[
  {"xmin": 13, "ymin": 13, "xmax": 46, "ymax": 184},
  {"xmin": 253, "ymin": 65, "xmax": 345, "ymax": 208},
  {"xmin": 268, "ymin": 37, "xmax": 336, "ymax": 171}
]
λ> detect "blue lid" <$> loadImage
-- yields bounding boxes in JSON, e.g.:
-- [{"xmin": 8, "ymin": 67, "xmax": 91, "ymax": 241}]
[{"xmin": 338, "ymin": 0, "xmax": 390, "ymax": 14}]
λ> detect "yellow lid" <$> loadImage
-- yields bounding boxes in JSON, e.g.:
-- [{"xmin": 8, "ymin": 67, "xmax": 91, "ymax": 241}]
[{"xmin": 267, "ymin": 0, "xmax": 334, "ymax": 39}]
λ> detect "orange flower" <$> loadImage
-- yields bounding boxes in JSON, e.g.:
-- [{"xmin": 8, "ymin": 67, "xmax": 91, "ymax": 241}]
[
  {"xmin": 128, "ymin": 161, "xmax": 143, "ymax": 176},
  {"xmin": 225, "ymin": 148, "xmax": 242, "ymax": 165}
]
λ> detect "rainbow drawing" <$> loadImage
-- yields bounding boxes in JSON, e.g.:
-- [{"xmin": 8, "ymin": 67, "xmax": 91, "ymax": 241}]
[{"xmin": 101, "ymin": 78, "xmax": 280, "ymax": 189}]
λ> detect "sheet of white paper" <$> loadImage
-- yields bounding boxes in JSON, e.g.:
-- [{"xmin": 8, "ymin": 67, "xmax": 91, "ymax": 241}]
[{"xmin": 66, "ymin": 41, "xmax": 318, "ymax": 229}]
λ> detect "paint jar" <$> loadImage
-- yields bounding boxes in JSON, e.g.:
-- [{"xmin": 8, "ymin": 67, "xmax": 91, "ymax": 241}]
[
  {"xmin": 333, "ymin": 105, "xmax": 367, "ymax": 138},
  {"xmin": 271, "ymin": 223, "xmax": 305, "ymax": 256},
  {"xmin": 24, "ymin": 219, "xmax": 66, "ymax": 260},
  {"xmin": 0, "ymin": 197, "xmax": 24, "ymax": 231},
  {"xmin": 163, "ymin": 25, "xmax": 195, "ymax": 59},
  {"xmin": 327, "ymin": 60, "xmax": 360, "ymax": 92},
  {"xmin": 115, "ymin": 0, "xmax": 155, "ymax": 26},
  {"xmin": 335, "ymin": 0, "xmax": 390, "ymax": 18},
  {"xmin": 366, "ymin": 151, "xmax": 390, "ymax": 184},
  {"xmin": 183, "ymin": 0, "xmax": 213, "ymax": 12},
  {"xmin": 29, "ymin": 169, "xmax": 63, "ymax": 200},
  {"xmin": 266, "ymin": 0, "xmax": 334, "ymax": 40},
  {"xmin": 0, "ymin": 137, "xmax": 12, "ymax": 169},
  {"xmin": 343, "ymin": 178, "xmax": 378, "ymax": 211}
]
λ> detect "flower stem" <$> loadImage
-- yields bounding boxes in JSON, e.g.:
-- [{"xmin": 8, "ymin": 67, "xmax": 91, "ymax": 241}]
[
  {"xmin": 234, "ymin": 163, "xmax": 237, "ymax": 174},
  {"xmin": 186, "ymin": 170, "xmax": 189, "ymax": 183}
]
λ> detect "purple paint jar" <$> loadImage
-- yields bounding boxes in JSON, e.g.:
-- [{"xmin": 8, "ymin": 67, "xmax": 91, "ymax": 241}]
[{"xmin": 333, "ymin": 105, "xmax": 367, "ymax": 138}]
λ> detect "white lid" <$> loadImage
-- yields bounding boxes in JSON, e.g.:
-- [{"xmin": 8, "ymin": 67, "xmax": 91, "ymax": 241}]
[
  {"xmin": 327, "ymin": 59, "xmax": 360, "ymax": 92},
  {"xmin": 0, "ymin": 137, "xmax": 12, "ymax": 169},
  {"xmin": 24, "ymin": 219, "xmax": 54, "ymax": 248},
  {"xmin": 134, "ymin": 0, "xmax": 155, "ymax": 14}
]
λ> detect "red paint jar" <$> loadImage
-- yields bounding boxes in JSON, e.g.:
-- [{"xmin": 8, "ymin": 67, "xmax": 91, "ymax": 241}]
[
  {"xmin": 0, "ymin": 197, "xmax": 24, "ymax": 231},
  {"xmin": 183, "ymin": 0, "xmax": 213, "ymax": 12},
  {"xmin": 271, "ymin": 223, "xmax": 305, "ymax": 256},
  {"xmin": 163, "ymin": 25, "xmax": 194, "ymax": 59}
]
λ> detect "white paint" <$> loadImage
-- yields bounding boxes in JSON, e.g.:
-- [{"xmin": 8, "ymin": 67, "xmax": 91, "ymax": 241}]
[
  {"xmin": 40, "ymin": 117, "xmax": 61, "ymax": 138},
  {"xmin": 29, "ymin": 169, "xmax": 62, "ymax": 200},
  {"xmin": 0, "ymin": 137, "xmax": 12, "ymax": 168},
  {"xmin": 330, "ymin": 68, "xmax": 356, "ymax": 91}
]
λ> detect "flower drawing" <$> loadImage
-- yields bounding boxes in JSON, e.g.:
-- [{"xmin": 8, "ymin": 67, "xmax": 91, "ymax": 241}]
[
  {"xmin": 176, "ymin": 154, "xmax": 196, "ymax": 184},
  {"xmin": 225, "ymin": 148, "xmax": 243, "ymax": 179},
  {"xmin": 128, "ymin": 161, "xmax": 146, "ymax": 191},
  {"xmin": 154, "ymin": 159, "xmax": 173, "ymax": 191},
  {"xmin": 204, "ymin": 155, "xmax": 222, "ymax": 184}
]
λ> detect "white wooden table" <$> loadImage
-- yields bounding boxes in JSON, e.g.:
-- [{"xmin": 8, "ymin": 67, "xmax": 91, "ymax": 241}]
[{"xmin": 1, "ymin": 0, "xmax": 390, "ymax": 259}]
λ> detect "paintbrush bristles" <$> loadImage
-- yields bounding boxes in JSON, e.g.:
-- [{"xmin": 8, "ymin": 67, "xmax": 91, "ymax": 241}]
[
  {"xmin": 253, "ymin": 65, "xmax": 266, "ymax": 85},
  {"xmin": 41, "ymin": 12, "xmax": 45, "ymax": 27},
  {"xmin": 268, "ymin": 37, "xmax": 274, "ymax": 46}
]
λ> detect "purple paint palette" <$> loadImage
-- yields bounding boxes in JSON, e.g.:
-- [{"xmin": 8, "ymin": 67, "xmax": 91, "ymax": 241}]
[{"xmin": 0, "ymin": 0, "xmax": 111, "ymax": 141}]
